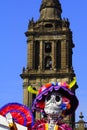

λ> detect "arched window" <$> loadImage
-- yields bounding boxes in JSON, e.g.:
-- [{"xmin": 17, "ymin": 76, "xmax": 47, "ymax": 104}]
[
  {"xmin": 45, "ymin": 24, "xmax": 53, "ymax": 28},
  {"xmin": 45, "ymin": 42, "xmax": 52, "ymax": 53},
  {"xmin": 34, "ymin": 41, "xmax": 40, "ymax": 69},
  {"xmin": 45, "ymin": 56, "xmax": 52, "ymax": 70},
  {"xmin": 56, "ymin": 40, "xmax": 61, "ymax": 69}
]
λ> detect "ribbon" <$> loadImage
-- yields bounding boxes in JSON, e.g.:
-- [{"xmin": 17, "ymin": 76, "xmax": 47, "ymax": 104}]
[
  {"xmin": 69, "ymin": 77, "xmax": 76, "ymax": 89},
  {"xmin": 28, "ymin": 86, "xmax": 38, "ymax": 95}
]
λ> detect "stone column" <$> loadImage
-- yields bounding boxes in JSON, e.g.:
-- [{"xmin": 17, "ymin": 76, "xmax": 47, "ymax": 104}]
[
  {"xmin": 27, "ymin": 40, "xmax": 34, "ymax": 70},
  {"xmin": 61, "ymin": 40, "xmax": 66, "ymax": 69},
  {"xmin": 23, "ymin": 78, "xmax": 29, "ymax": 106},
  {"xmin": 54, "ymin": 41, "xmax": 57, "ymax": 69},
  {"xmin": 52, "ymin": 41, "xmax": 55, "ymax": 69},
  {"xmin": 23, "ymin": 78, "xmax": 33, "ymax": 108},
  {"xmin": 39, "ymin": 41, "xmax": 43, "ymax": 70},
  {"xmin": 66, "ymin": 40, "xmax": 69, "ymax": 68}
]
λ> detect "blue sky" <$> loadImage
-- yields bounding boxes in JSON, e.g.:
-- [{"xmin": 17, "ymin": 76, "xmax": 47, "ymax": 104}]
[{"xmin": 0, "ymin": 0, "xmax": 87, "ymax": 122}]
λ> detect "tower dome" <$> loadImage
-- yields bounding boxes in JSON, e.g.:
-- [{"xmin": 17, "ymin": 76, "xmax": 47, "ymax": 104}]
[{"xmin": 39, "ymin": 0, "xmax": 62, "ymax": 20}]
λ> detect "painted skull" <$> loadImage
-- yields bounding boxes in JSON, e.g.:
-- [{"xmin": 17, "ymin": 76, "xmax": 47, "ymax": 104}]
[{"xmin": 44, "ymin": 92, "xmax": 63, "ymax": 116}]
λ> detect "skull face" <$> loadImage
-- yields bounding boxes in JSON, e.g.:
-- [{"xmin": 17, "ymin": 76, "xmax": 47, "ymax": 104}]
[{"xmin": 44, "ymin": 92, "xmax": 63, "ymax": 116}]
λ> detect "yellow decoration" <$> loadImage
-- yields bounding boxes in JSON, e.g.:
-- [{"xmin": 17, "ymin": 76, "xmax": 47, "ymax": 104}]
[
  {"xmin": 54, "ymin": 125, "xmax": 58, "ymax": 130},
  {"xmin": 45, "ymin": 123, "xmax": 59, "ymax": 130},
  {"xmin": 69, "ymin": 77, "xmax": 76, "ymax": 89},
  {"xmin": 45, "ymin": 123, "xmax": 49, "ymax": 130},
  {"xmin": 9, "ymin": 123, "xmax": 17, "ymax": 130},
  {"xmin": 28, "ymin": 86, "xmax": 38, "ymax": 95},
  {"xmin": 9, "ymin": 123, "xmax": 14, "ymax": 128}
]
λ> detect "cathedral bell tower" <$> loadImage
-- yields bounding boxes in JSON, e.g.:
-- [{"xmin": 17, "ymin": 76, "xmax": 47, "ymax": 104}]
[{"xmin": 20, "ymin": 0, "xmax": 78, "ymax": 127}]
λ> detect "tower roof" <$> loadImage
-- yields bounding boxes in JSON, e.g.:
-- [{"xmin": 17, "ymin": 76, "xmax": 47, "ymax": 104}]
[{"xmin": 39, "ymin": 0, "xmax": 62, "ymax": 20}]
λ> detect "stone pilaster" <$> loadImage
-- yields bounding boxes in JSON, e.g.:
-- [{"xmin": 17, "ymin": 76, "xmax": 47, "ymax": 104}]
[
  {"xmin": 61, "ymin": 40, "xmax": 67, "ymax": 69},
  {"xmin": 27, "ymin": 41, "xmax": 34, "ymax": 69},
  {"xmin": 39, "ymin": 41, "xmax": 43, "ymax": 70}
]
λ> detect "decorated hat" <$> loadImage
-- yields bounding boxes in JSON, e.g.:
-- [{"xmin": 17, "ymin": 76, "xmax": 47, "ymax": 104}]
[{"xmin": 32, "ymin": 79, "xmax": 79, "ymax": 116}]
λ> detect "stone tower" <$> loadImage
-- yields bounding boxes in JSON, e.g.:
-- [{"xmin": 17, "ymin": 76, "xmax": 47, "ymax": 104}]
[{"xmin": 20, "ymin": 0, "xmax": 78, "ymax": 128}]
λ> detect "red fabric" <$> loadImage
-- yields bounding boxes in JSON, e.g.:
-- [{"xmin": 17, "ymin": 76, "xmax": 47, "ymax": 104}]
[
  {"xmin": 32, "ymin": 119, "xmax": 46, "ymax": 130},
  {"xmin": 0, "ymin": 103, "xmax": 33, "ymax": 127},
  {"xmin": 31, "ymin": 119, "xmax": 72, "ymax": 130},
  {"xmin": 38, "ymin": 83, "xmax": 52, "ymax": 94},
  {"xmin": 36, "ymin": 101, "xmax": 45, "ymax": 109},
  {"xmin": 61, "ymin": 124, "xmax": 72, "ymax": 130}
]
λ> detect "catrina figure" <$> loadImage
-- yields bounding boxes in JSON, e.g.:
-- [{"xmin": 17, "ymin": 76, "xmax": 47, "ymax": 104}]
[
  {"xmin": 0, "ymin": 78, "xmax": 78, "ymax": 130},
  {"xmin": 31, "ymin": 80, "xmax": 79, "ymax": 130}
]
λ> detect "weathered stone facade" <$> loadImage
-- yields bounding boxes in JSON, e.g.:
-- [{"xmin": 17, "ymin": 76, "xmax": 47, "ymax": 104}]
[
  {"xmin": 20, "ymin": 0, "xmax": 79, "ymax": 129},
  {"xmin": 74, "ymin": 113, "xmax": 87, "ymax": 130}
]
